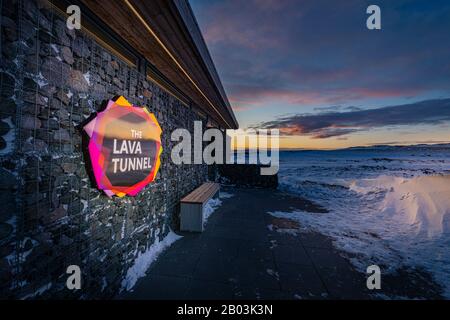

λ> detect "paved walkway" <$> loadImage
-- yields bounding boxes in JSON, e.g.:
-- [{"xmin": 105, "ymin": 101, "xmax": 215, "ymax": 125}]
[{"xmin": 120, "ymin": 187, "xmax": 376, "ymax": 300}]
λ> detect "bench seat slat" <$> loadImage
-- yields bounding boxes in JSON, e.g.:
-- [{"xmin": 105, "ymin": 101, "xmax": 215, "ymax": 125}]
[
  {"xmin": 181, "ymin": 183, "xmax": 218, "ymax": 203},
  {"xmin": 181, "ymin": 182, "xmax": 220, "ymax": 204}
]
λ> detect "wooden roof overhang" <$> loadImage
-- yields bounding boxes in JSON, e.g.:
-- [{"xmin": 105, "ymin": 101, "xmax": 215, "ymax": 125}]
[{"xmin": 79, "ymin": 0, "xmax": 238, "ymax": 129}]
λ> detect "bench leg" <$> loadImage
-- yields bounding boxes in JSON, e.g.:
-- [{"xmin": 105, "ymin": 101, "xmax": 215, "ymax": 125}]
[{"xmin": 180, "ymin": 203, "xmax": 204, "ymax": 232}]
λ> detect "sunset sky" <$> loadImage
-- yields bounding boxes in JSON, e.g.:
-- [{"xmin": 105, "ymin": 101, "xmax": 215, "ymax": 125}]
[{"xmin": 190, "ymin": 0, "xmax": 450, "ymax": 149}]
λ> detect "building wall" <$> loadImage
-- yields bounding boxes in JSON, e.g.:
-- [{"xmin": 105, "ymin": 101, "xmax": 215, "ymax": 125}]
[{"xmin": 0, "ymin": 0, "xmax": 209, "ymax": 298}]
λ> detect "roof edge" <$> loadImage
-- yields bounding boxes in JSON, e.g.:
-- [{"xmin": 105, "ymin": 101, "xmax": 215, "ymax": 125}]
[{"xmin": 172, "ymin": 0, "xmax": 238, "ymax": 129}]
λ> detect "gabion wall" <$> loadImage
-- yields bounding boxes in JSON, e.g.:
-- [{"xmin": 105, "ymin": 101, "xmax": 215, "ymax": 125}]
[{"xmin": 0, "ymin": 0, "xmax": 209, "ymax": 298}]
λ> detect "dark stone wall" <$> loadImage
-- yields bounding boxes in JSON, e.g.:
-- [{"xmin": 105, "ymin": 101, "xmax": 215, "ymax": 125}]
[
  {"xmin": 0, "ymin": 0, "xmax": 209, "ymax": 298},
  {"xmin": 218, "ymin": 165, "xmax": 278, "ymax": 189}
]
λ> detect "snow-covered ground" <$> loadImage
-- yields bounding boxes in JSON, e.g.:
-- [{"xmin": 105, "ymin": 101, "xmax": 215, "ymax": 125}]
[{"xmin": 277, "ymin": 145, "xmax": 450, "ymax": 297}]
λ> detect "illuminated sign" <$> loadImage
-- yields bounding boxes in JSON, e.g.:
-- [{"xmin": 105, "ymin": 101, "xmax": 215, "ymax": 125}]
[{"xmin": 83, "ymin": 96, "xmax": 162, "ymax": 197}]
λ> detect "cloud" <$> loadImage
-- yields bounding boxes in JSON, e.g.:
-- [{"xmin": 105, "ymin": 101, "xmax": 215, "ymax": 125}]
[
  {"xmin": 257, "ymin": 98, "xmax": 450, "ymax": 138},
  {"xmin": 227, "ymin": 85, "xmax": 418, "ymax": 112},
  {"xmin": 190, "ymin": 0, "xmax": 450, "ymax": 114},
  {"xmin": 314, "ymin": 106, "xmax": 363, "ymax": 113}
]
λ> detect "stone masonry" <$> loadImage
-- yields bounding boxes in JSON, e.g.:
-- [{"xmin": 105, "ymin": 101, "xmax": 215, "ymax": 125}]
[{"xmin": 0, "ymin": 0, "xmax": 210, "ymax": 299}]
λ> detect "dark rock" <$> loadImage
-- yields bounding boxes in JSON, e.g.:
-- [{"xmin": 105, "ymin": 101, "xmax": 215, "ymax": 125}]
[
  {"xmin": 72, "ymin": 37, "xmax": 90, "ymax": 58},
  {"xmin": 0, "ymin": 259, "xmax": 12, "ymax": 285},
  {"xmin": 22, "ymin": 138, "xmax": 48, "ymax": 153},
  {"xmin": 41, "ymin": 118, "xmax": 59, "ymax": 130},
  {"xmin": 0, "ymin": 223, "xmax": 13, "ymax": 241},
  {"xmin": 1, "ymin": 16, "xmax": 17, "ymax": 41},
  {"xmin": 60, "ymin": 46, "xmax": 74, "ymax": 65},
  {"xmin": 34, "ymin": 138, "xmax": 48, "ymax": 152},
  {"xmin": 41, "ymin": 56, "xmax": 70, "ymax": 85},
  {"xmin": 0, "ymin": 192, "xmax": 14, "ymax": 223},
  {"xmin": 35, "ymin": 232, "xmax": 52, "ymax": 243},
  {"xmin": 23, "ymin": 238, "xmax": 33, "ymax": 251},
  {"xmin": 39, "ymin": 84, "xmax": 57, "ymax": 97},
  {"xmin": 38, "ymin": 14, "xmax": 52, "ymax": 33},
  {"xmin": 21, "ymin": 115, "xmax": 41, "ymax": 130},
  {"xmin": 53, "ymin": 128, "xmax": 71, "ymax": 142},
  {"xmin": 43, "ymin": 207, "xmax": 67, "ymax": 225},
  {"xmin": 92, "ymin": 84, "xmax": 107, "ymax": 99},
  {"xmin": 24, "ymin": 0, "xmax": 39, "ymax": 23},
  {"xmin": 61, "ymin": 144, "xmax": 73, "ymax": 153},
  {"xmin": 68, "ymin": 70, "xmax": 89, "ymax": 92},
  {"xmin": 0, "ymin": 138, "xmax": 6, "ymax": 151},
  {"xmin": 55, "ymin": 89, "xmax": 70, "ymax": 105},
  {"xmin": 38, "ymin": 29, "xmax": 56, "ymax": 43},
  {"xmin": 39, "ymin": 43, "xmax": 52, "ymax": 57},
  {"xmin": 20, "ymin": 20, "xmax": 37, "ymax": 42},
  {"xmin": 50, "ymin": 97, "xmax": 63, "ymax": 110},
  {"xmin": 0, "ymin": 85, "xmax": 14, "ymax": 99},
  {"xmin": 56, "ymin": 108, "xmax": 70, "ymax": 121},
  {"xmin": 66, "ymin": 26, "xmax": 76, "ymax": 40},
  {"xmin": 105, "ymin": 63, "xmax": 114, "ymax": 76},
  {"xmin": 0, "ymin": 120, "xmax": 10, "ymax": 136},
  {"xmin": 0, "ymin": 169, "xmax": 16, "ymax": 190},
  {"xmin": 0, "ymin": 244, "xmax": 14, "ymax": 258},
  {"xmin": 22, "ymin": 92, "xmax": 48, "ymax": 107},
  {"xmin": 102, "ymin": 51, "xmax": 111, "ymax": 62},
  {"xmin": 61, "ymin": 163, "xmax": 77, "ymax": 174},
  {"xmin": 0, "ymin": 98, "xmax": 16, "ymax": 116},
  {"xmin": 143, "ymin": 89, "xmax": 152, "ymax": 99},
  {"xmin": 67, "ymin": 201, "xmax": 83, "ymax": 215},
  {"xmin": 2, "ymin": 42, "xmax": 16, "ymax": 60},
  {"xmin": 70, "ymin": 114, "xmax": 82, "ymax": 123},
  {"xmin": 23, "ymin": 77, "xmax": 39, "ymax": 91},
  {"xmin": 1, "ymin": 16, "xmax": 15, "ymax": 29},
  {"xmin": 112, "ymin": 77, "xmax": 122, "ymax": 89},
  {"xmin": 110, "ymin": 60, "xmax": 119, "ymax": 70},
  {"xmin": 53, "ymin": 20, "xmax": 71, "ymax": 46},
  {"xmin": 0, "ymin": 72, "xmax": 15, "ymax": 91},
  {"xmin": 24, "ymin": 54, "xmax": 40, "ymax": 73},
  {"xmin": 59, "ymin": 235, "xmax": 74, "ymax": 246}
]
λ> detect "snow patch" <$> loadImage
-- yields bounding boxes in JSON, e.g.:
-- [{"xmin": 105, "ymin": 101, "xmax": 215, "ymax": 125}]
[
  {"xmin": 80, "ymin": 199, "xmax": 88, "ymax": 213},
  {"xmin": 121, "ymin": 215, "xmax": 126, "ymax": 239},
  {"xmin": 50, "ymin": 44, "xmax": 59, "ymax": 53},
  {"xmin": 350, "ymin": 175, "xmax": 450, "ymax": 237},
  {"xmin": 21, "ymin": 282, "xmax": 52, "ymax": 300},
  {"xmin": 269, "ymin": 240, "xmax": 277, "ymax": 249},
  {"xmin": 266, "ymin": 269, "xmax": 279, "ymax": 280},
  {"xmin": 0, "ymin": 117, "xmax": 15, "ymax": 155},
  {"xmin": 203, "ymin": 197, "xmax": 222, "ymax": 226},
  {"xmin": 219, "ymin": 191, "xmax": 235, "ymax": 199},
  {"xmin": 121, "ymin": 230, "xmax": 182, "ymax": 291},
  {"xmin": 101, "ymin": 277, "xmax": 108, "ymax": 292},
  {"xmin": 83, "ymin": 71, "xmax": 91, "ymax": 86},
  {"xmin": 34, "ymin": 72, "xmax": 48, "ymax": 88}
]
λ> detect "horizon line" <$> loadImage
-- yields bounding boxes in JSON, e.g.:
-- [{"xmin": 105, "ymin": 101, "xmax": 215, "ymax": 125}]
[{"xmin": 232, "ymin": 141, "xmax": 450, "ymax": 152}]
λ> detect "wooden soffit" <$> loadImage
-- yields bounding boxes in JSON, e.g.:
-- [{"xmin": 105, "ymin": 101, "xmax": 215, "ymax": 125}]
[{"xmin": 81, "ymin": 0, "xmax": 238, "ymax": 129}]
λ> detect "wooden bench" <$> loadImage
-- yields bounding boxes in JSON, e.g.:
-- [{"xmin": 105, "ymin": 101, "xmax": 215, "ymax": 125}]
[{"xmin": 180, "ymin": 182, "xmax": 220, "ymax": 232}]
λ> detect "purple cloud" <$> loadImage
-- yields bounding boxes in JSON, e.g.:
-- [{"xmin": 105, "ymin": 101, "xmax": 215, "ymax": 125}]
[
  {"xmin": 257, "ymin": 98, "xmax": 450, "ymax": 138},
  {"xmin": 190, "ymin": 0, "xmax": 450, "ymax": 112}
]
